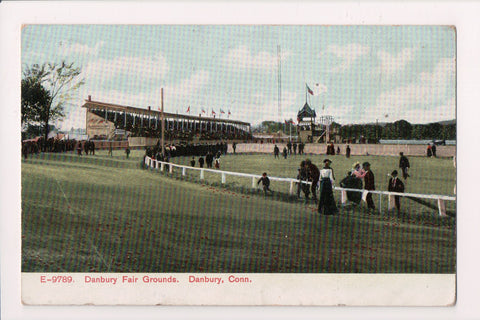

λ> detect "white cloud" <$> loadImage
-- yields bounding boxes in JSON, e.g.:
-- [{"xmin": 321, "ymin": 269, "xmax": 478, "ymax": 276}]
[
  {"xmin": 324, "ymin": 43, "xmax": 370, "ymax": 72},
  {"xmin": 84, "ymin": 52, "xmax": 169, "ymax": 84},
  {"xmin": 59, "ymin": 41, "xmax": 105, "ymax": 56},
  {"xmin": 377, "ymin": 47, "xmax": 416, "ymax": 76},
  {"xmin": 223, "ymin": 46, "xmax": 289, "ymax": 71},
  {"xmin": 376, "ymin": 57, "xmax": 455, "ymax": 110}
]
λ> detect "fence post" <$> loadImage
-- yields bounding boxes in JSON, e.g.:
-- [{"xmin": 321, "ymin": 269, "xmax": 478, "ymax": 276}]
[
  {"xmin": 221, "ymin": 172, "xmax": 226, "ymax": 184},
  {"xmin": 160, "ymin": 163, "xmax": 164, "ymax": 172},
  {"xmin": 169, "ymin": 164, "xmax": 173, "ymax": 174},
  {"xmin": 200, "ymin": 169, "xmax": 204, "ymax": 180},
  {"xmin": 341, "ymin": 190, "xmax": 347, "ymax": 205},
  {"xmin": 252, "ymin": 176, "xmax": 256, "ymax": 189},
  {"xmin": 438, "ymin": 199, "xmax": 447, "ymax": 217},
  {"xmin": 289, "ymin": 180, "xmax": 295, "ymax": 195},
  {"xmin": 182, "ymin": 167, "xmax": 186, "ymax": 176},
  {"xmin": 379, "ymin": 194, "xmax": 382, "ymax": 213},
  {"xmin": 388, "ymin": 194, "xmax": 395, "ymax": 211}
]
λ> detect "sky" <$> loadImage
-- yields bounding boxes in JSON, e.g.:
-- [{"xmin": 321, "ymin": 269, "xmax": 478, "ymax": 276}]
[{"xmin": 21, "ymin": 25, "xmax": 456, "ymax": 130}]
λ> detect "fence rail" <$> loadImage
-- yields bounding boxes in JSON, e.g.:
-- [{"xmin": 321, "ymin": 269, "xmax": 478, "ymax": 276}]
[{"xmin": 144, "ymin": 156, "xmax": 456, "ymax": 217}]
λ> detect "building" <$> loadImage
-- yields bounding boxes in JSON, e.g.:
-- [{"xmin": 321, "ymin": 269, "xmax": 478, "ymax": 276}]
[{"xmin": 81, "ymin": 97, "xmax": 252, "ymax": 143}]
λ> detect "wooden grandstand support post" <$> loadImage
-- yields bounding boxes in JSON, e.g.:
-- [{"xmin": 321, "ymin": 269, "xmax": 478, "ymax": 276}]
[{"xmin": 438, "ymin": 199, "xmax": 447, "ymax": 217}]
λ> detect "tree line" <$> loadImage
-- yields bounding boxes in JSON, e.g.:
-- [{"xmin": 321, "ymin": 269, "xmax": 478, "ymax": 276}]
[{"xmin": 256, "ymin": 119, "xmax": 456, "ymax": 142}]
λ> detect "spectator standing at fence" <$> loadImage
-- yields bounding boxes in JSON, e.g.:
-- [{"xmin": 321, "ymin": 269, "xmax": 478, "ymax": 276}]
[
  {"xmin": 297, "ymin": 160, "xmax": 310, "ymax": 200},
  {"xmin": 346, "ymin": 145, "xmax": 351, "ymax": 158},
  {"xmin": 257, "ymin": 172, "xmax": 273, "ymax": 195},
  {"xmin": 363, "ymin": 162, "xmax": 376, "ymax": 212},
  {"xmin": 432, "ymin": 143, "xmax": 437, "ymax": 157},
  {"xmin": 274, "ymin": 145, "xmax": 280, "ymax": 158},
  {"xmin": 318, "ymin": 159, "xmax": 338, "ymax": 215},
  {"xmin": 399, "ymin": 152, "xmax": 410, "ymax": 180},
  {"xmin": 198, "ymin": 156, "xmax": 205, "ymax": 168},
  {"xmin": 287, "ymin": 141, "xmax": 292, "ymax": 154},
  {"xmin": 214, "ymin": 155, "xmax": 220, "ymax": 169},
  {"xmin": 336, "ymin": 146, "xmax": 340, "ymax": 155},
  {"xmin": 108, "ymin": 142, "xmax": 113, "ymax": 157},
  {"xmin": 232, "ymin": 142, "xmax": 237, "ymax": 154},
  {"xmin": 84, "ymin": 141, "xmax": 89, "ymax": 155},
  {"xmin": 90, "ymin": 140, "xmax": 95, "ymax": 155},
  {"xmin": 125, "ymin": 146, "xmax": 131, "ymax": 159},
  {"xmin": 339, "ymin": 171, "xmax": 363, "ymax": 205},
  {"xmin": 283, "ymin": 146, "xmax": 288, "ymax": 159},
  {"xmin": 352, "ymin": 162, "xmax": 366, "ymax": 179},
  {"xmin": 305, "ymin": 159, "xmax": 320, "ymax": 202},
  {"xmin": 426, "ymin": 144, "xmax": 432, "ymax": 157},
  {"xmin": 293, "ymin": 142, "xmax": 297, "ymax": 155},
  {"xmin": 76, "ymin": 142, "xmax": 82, "ymax": 156},
  {"xmin": 190, "ymin": 157, "xmax": 196, "ymax": 167},
  {"xmin": 206, "ymin": 152, "xmax": 213, "ymax": 168},
  {"xmin": 388, "ymin": 170, "xmax": 405, "ymax": 211}
]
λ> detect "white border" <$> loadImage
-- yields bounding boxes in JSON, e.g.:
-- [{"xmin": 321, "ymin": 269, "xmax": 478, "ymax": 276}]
[{"xmin": 2, "ymin": 1, "xmax": 479, "ymax": 319}]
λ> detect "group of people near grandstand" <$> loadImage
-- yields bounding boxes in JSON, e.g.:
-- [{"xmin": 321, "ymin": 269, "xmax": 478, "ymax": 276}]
[
  {"xmin": 273, "ymin": 142, "xmax": 306, "ymax": 158},
  {"xmin": 22, "ymin": 137, "xmax": 79, "ymax": 159},
  {"xmin": 190, "ymin": 151, "xmax": 223, "ymax": 169}
]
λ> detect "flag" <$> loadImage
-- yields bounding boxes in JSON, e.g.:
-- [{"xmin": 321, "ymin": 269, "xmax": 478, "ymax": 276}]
[
  {"xmin": 212, "ymin": 110, "xmax": 216, "ymax": 115},
  {"xmin": 220, "ymin": 109, "xmax": 225, "ymax": 114},
  {"xmin": 306, "ymin": 84, "xmax": 314, "ymax": 95},
  {"xmin": 186, "ymin": 106, "xmax": 190, "ymax": 113},
  {"xmin": 228, "ymin": 110, "xmax": 231, "ymax": 115},
  {"xmin": 201, "ymin": 109, "xmax": 206, "ymax": 113}
]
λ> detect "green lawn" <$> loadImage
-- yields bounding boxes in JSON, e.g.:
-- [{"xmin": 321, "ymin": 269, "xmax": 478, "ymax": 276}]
[{"xmin": 22, "ymin": 151, "xmax": 456, "ymax": 273}]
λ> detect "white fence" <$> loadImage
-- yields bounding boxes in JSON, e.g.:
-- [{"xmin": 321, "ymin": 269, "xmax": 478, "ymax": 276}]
[{"xmin": 144, "ymin": 156, "xmax": 456, "ymax": 217}]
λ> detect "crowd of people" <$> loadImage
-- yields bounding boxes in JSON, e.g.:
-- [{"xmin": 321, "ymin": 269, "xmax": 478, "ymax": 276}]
[
  {"xmin": 90, "ymin": 109, "xmax": 252, "ymax": 142},
  {"xmin": 144, "ymin": 142, "xmax": 228, "ymax": 169},
  {"xmin": 22, "ymin": 137, "xmax": 79, "ymax": 159},
  {"xmin": 289, "ymin": 151, "xmax": 412, "ymax": 215}
]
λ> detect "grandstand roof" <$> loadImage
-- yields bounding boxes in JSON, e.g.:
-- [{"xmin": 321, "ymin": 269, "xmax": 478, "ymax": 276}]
[
  {"xmin": 297, "ymin": 102, "xmax": 316, "ymax": 121},
  {"xmin": 82, "ymin": 99, "xmax": 250, "ymax": 126}
]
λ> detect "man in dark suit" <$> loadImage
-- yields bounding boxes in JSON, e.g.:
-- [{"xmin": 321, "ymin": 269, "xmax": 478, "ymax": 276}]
[
  {"xmin": 363, "ymin": 162, "xmax": 375, "ymax": 211},
  {"xmin": 388, "ymin": 170, "xmax": 405, "ymax": 211},
  {"xmin": 305, "ymin": 159, "xmax": 320, "ymax": 202},
  {"xmin": 399, "ymin": 152, "xmax": 410, "ymax": 180}
]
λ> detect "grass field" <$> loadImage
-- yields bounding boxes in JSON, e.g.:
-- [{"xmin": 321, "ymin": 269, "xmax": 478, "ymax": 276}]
[{"xmin": 22, "ymin": 150, "xmax": 456, "ymax": 273}]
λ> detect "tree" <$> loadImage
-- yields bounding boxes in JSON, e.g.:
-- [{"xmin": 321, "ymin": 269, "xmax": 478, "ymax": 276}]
[
  {"xmin": 22, "ymin": 61, "xmax": 84, "ymax": 147},
  {"xmin": 21, "ymin": 77, "xmax": 51, "ymax": 127}
]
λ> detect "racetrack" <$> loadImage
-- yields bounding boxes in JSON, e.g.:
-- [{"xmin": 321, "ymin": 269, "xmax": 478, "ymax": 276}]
[{"xmin": 21, "ymin": 150, "xmax": 456, "ymax": 273}]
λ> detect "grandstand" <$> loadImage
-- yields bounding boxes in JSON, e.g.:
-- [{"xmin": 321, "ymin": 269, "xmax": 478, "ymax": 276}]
[{"xmin": 82, "ymin": 96, "xmax": 252, "ymax": 142}]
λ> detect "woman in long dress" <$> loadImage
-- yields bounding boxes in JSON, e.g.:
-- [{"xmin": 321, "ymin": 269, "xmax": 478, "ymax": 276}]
[{"xmin": 318, "ymin": 159, "xmax": 338, "ymax": 215}]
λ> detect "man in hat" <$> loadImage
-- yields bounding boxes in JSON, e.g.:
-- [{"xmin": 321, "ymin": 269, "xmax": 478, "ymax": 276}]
[
  {"xmin": 399, "ymin": 152, "xmax": 410, "ymax": 180},
  {"xmin": 296, "ymin": 161, "xmax": 310, "ymax": 199},
  {"xmin": 346, "ymin": 145, "xmax": 351, "ymax": 158},
  {"xmin": 304, "ymin": 159, "xmax": 320, "ymax": 202},
  {"xmin": 363, "ymin": 162, "xmax": 376, "ymax": 211},
  {"xmin": 388, "ymin": 170, "xmax": 405, "ymax": 211}
]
